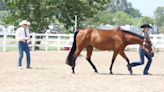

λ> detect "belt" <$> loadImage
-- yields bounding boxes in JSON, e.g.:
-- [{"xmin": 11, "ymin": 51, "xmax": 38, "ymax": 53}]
[{"xmin": 19, "ymin": 40, "xmax": 27, "ymax": 43}]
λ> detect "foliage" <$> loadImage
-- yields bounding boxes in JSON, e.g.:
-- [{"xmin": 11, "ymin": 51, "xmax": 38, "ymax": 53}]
[
  {"xmin": 159, "ymin": 26, "xmax": 164, "ymax": 33},
  {"xmin": 134, "ymin": 16, "xmax": 155, "ymax": 26},
  {"xmin": 4, "ymin": 0, "xmax": 161, "ymax": 33},
  {"xmin": 0, "ymin": 10, "xmax": 7, "ymax": 21},
  {"xmin": 107, "ymin": 0, "xmax": 141, "ymax": 18},
  {"xmin": 112, "ymin": 11, "xmax": 133, "ymax": 26},
  {"xmin": 4, "ymin": 0, "xmax": 111, "ymax": 32},
  {"xmin": 55, "ymin": 0, "xmax": 111, "ymax": 29},
  {"xmin": 85, "ymin": 11, "xmax": 133, "ymax": 27},
  {"xmin": 83, "ymin": 10, "xmax": 113, "ymax": 27},
  {"xmin": 4, "ymin": 0, "xmax": 59, "ymax": 32},
  {"xmin": 0, "ymin": 0, "xmax": 6, "ymax": 10},
  {"xmin": 84, "ymin": 0, "xmax": 141, "ymax": 27},
  {"xmin": 154, "ymin": 7, "xmax": 164, "ymax": 27}
]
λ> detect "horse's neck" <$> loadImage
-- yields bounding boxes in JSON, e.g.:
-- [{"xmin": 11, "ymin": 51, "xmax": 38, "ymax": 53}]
[
  {"xmin": 125, "ymin": 34, "xmax": 143, "ymax": 45},
  {"xmin": 129, "ymin": 39, "xmax": 143, "ymax": 45}
]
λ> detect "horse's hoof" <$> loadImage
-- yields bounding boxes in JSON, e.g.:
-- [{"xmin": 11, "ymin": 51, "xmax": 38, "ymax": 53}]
[
  {"xmin": 130, "ymin": 70, "xmax": 133, "ymax": 75},
  {"xmin": 72, "ymin": 71, "xmax": 75, "ymax": 74},
  {"xmin": 110, "ymin": 71, "xmax": 113, "ymax": 75},
  {"xmin": 130, "ymin": 71, "xmax": 133, "ymax": 75},
  {"xmin": 95, "ymin": 70, "xmax": 98, "ymax": 73},
  {"xmin": 94, "ymin": 70, "xmax": 98, "ymax": 73},
  {"xmin": 129, "ymin": 71, "xmax": 133, "ymax": 75},
  {"xmin": 127, "ymin": 66, "xmax": 133, "ymax": 75}
]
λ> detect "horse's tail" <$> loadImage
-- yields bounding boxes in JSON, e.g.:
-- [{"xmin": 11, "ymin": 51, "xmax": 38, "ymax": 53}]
[{"xmin": 66, "ymin": 30, "xmax": 79, "ymax": 66}]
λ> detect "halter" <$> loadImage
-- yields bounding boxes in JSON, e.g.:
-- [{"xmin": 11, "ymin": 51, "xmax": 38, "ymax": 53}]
[{"xmin": 142, "ymin": 38, "xmax": 154, "ymax": 57}]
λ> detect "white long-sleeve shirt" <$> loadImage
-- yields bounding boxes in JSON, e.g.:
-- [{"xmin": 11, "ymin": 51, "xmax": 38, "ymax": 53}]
[{"xmin": 16, "ymin": 27, "xmax": 30, "ymax": 42}]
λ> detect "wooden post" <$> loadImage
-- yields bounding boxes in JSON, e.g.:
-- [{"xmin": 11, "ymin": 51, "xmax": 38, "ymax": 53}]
[
  {"xmin": 3, "ymin": 31, "xmax": 7, "ymax": 52},
  {"xmin": 45, "ymin": 33, "xmax": 49, "ymax": 51},
  {"xmin": 31, "ymin": 33, "xmax": 35, "ymax": 51},
  {"xmin": 57, "ymin": 35, "xmax": 60, "ymax": 51},
  {"xmin": 74, "ymin": 15, "xmax": 77, "ymax": 32}
]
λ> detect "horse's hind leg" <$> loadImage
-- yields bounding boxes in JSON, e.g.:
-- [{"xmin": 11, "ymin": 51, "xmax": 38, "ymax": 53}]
[
  {"xmin": 119, "ymin": 51, "xmax": 133, "ymax": 75},
  {"xmin": 72, "ymin": 48, "xmax": 82, "ymax": 74},
  {"xmin": 71, "ymin": 56, "xmax": 77, "ymax": 74},
  {"xmin": 86, "ymin": 45, "xmax": 98, "ymax": 73},
  {"xmin": 110, "ymin": 51, "xmax": 119, "ymax": 74}
]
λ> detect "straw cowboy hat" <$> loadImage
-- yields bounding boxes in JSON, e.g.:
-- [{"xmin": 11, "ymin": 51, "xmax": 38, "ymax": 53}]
[
  {"xmin": 140, "ymin": 24, "xmax": 152, "ymax": 28},
  {"xmin": 19, "ymin": 20, "xmax": 31, "ymax": 26}
]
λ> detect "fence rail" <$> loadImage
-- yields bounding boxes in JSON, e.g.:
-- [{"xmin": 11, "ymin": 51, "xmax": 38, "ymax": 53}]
[
  {"xmin": 0, "ymin": 32, "xmax": 164, "ymax": 52},
  {"xmin": 0, "ymin": 32, "xmax": 73, "ymax": 52}
]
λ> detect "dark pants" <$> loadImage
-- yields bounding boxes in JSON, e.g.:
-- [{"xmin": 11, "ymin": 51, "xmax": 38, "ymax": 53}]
[
  {"xmin": 128, "ymin": 47, "xmax": 152, "ymax": 74},
  {"xmin": 18, "ymin": 41, "xmax": 31, "ymax": 67}
]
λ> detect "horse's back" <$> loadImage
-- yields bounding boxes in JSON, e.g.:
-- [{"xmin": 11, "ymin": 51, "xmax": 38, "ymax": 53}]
[
  {"xmin": 78, "ymin": 28, "xmax": 121, "ymax": 38},
  {"xmin": 76, "ymin": 28, "xmax": 124, "ymax": 50}
]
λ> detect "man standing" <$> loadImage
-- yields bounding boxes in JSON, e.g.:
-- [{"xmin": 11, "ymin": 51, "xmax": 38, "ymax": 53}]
[{"xmin": 16, "ymin": 20, "xmax": 31, "ymax": 69}]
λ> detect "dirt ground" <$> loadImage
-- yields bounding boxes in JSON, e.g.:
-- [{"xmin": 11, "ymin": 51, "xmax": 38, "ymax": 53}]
[{"xmin": 0, "ymin": 50, "xmax": 164, "ymax": 92}]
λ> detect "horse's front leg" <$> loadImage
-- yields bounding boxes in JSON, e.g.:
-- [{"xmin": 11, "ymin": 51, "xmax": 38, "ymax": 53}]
[
  {"xmin": 86, "ymin": 58, "xmax": 98, "ymax": 73},
  {"xmin": 119, "ymin": 51, "xmax": 133, "ymax": 75}
]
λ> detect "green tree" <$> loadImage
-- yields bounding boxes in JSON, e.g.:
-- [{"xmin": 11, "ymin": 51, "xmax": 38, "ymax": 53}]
[
  {"xmin": 85, "ymin": 10, "xmax": 113, "ymax": 26},
  {"xmin": 0, "ymin": 0, "xmax": 6, "ymax": 10},
  {"xmin": 4, "ymin": 0, "xmax": 111, "ymax": 32},
  {"xmin": 0, "ymin": 0, "xmax": 7, "ymax": 23},
  {"xmin": 154, "ymin": 7, "xmax": 164, "ymax": 33},
  {"xmin": 55, "ymin": 0, "xmax": 111, "ymax": 29},
  {"xmin": 135, "ymin": 16, "xmax": 155, "ymax": 26},
  {"xmin": 112, "ymin": 11, "xmax": 133, "ymax": 26},
  {"xmin": 107, "ymin": 0, "xmax": 141, "ymax": 18},
  {"xmin": 4, "ymin": 0, "xmax": 58, "ymax": 32},
  {"xmin": 154, "ymin": 7, "xmax": 164, "ymax": 26}
]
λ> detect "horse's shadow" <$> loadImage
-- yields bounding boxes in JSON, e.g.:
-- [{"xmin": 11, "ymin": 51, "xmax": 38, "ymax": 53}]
[
  {"xmin": 32, "ymin": 67, "xmax": 48, "ymax": 69},
  {"xmin": 98, "ymin": 72, "xmax": 164, "ymax": 76},
  {"xmin": 31, "ymin": 67, "xmax": 55, "ymax": 70}
]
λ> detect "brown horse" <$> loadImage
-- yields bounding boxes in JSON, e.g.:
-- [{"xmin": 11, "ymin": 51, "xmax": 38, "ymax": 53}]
[{"xmin": 66, "ymin": 28, "xmax": 153, "ymax": 74}]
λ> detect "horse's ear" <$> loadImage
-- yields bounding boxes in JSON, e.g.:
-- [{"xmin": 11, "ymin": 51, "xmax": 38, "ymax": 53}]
[{"xmin": 118, "ymin": 27, "xmax": 122, "ymax": 31}]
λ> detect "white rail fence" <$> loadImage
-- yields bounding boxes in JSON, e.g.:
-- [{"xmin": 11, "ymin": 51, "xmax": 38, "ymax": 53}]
[
  {"xmin": 0, "ymin": 32, "xmax": 164, "ymax": 52},
  {"xmin": 0, "ymin": 32, "xmax": 73, "ymax": 52}
]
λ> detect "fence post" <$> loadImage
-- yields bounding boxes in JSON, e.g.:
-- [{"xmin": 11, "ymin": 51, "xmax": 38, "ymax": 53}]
[
  {"xmin": 3, "ymin": 31, "xmax": 7, "ymax": 52},
  {"xmin": 57, "ymin": 34, "xmax": 60, "ymax": 51},
  {"xmin": 31, "ymin": 33, "xmax": 35, "ymax": 51},
  {"xmin": 45, "ymin": 33, "xmax": 49, "ymax": 51}
]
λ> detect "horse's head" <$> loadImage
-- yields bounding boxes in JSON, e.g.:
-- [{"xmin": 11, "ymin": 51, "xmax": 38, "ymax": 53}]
[{"xmin": 143, "ymin": 38, "xmax": 154, "ymax": 57}]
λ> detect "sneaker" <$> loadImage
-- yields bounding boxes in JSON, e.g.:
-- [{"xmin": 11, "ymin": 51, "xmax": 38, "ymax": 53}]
[
  {"xmin": 26, "ymin": 67, "xmax": 32, "ymax": 69},
  {"xmin": 18, "ymin": 66, "xmax": 23, "ymax": 69},
  {"xmin": 143, "ymin": 72, "xmax": 152, "ymax": 75}
]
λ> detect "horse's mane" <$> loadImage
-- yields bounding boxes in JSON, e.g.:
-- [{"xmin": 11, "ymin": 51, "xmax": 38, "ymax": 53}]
[{"xmin": 121, "ymin": 30, "xmax": 144, "ymax": 39}]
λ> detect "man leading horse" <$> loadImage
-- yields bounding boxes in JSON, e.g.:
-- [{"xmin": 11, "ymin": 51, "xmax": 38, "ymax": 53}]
[
  {"xmin": 66, "ymin": 25, "xmax": 154, "ymax": 75},
  {"xmin": 128, "ymin": 24, "xmax": 154, "ymax": 75}
]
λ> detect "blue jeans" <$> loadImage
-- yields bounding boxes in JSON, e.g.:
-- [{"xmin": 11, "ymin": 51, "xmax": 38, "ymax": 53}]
[
  {"xmin": 128, "ymin": 47, "xmax": 152, "ymax": 73},
  {"xmin": 18, "ymin": 42, "xmax": 31, "ymax": 67}
]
